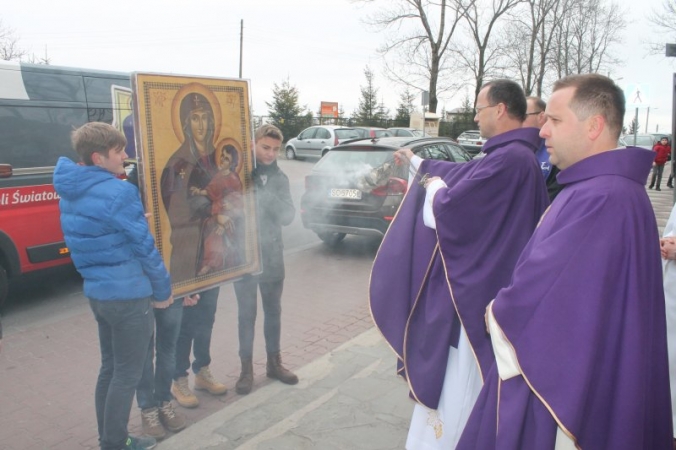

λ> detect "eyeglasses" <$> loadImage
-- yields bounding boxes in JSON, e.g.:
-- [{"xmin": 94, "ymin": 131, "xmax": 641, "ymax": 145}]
[
  {"xmin": 525, "ymin": 111, "xmax": 543, "ymax": 116},
  {"xmin": 474, "ymin": 104, "xmax": 498, "ymax": 115}
]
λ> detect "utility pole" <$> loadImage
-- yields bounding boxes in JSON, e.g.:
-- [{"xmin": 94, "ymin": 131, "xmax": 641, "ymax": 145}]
[
  {"xmin": 667, "ymin": 43, "xmax": 676, "ymax": 202},
  {"xmin": 239, "ymin": 20, "xmax": 244, "ymax": 78}
]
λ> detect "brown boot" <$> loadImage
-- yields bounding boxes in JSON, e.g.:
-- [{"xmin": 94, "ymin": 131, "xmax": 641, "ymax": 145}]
[
  {"xmin": 235, "ymin": 359, "xmax": 254, "ymax": 395},
  {"xmin": 266, "ymin": 352, "xmax": 299, "ymax": 385},
  {"xmin": 158, "ymin": 400, "xmax": 186, "ymax": 432},
  {"xmin": 141, "ymin": 407, "xmax": 166, "ymax": 439}
]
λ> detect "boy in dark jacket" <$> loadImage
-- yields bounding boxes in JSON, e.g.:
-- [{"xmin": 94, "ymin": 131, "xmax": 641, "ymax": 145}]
[
  {"xmin": 233, "ymin": 124, "xmax": 298, "ymax": 395},
  {"xmin": 650, "ymin": 137, "xmax": 671, "ymax": 191},
  {"xmin": 54, "ymin": 122, "xmax": 173, "ymax": 450}
]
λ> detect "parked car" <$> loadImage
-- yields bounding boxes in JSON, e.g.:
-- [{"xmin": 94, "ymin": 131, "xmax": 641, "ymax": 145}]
[
  {"xmin": 353, "ymin": 126, "xmax": 392, "ymax": 139},
  {"xmin": 285, "ymin": 125, "xmax": 360, "ymax": 160},
  {"xmin": 300, "ymin": 136, "xmax": 471, "ymax": 245},
  {"xmin": 387, "ymin": 127, "xmax": 427, "ymax": 137},
  {"xmin": 623, "ymin": 133, "xmax": 656, "ymax": 150},
  {"xmin": 456, "ymin": 130, "xmax": 487, "ymax": 155}
]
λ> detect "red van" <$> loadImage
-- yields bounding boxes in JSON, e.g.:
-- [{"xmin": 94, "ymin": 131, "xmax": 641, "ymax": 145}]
[{"xmin": 0, "ymin": 61, "xmax": 132, "ymax": 306}]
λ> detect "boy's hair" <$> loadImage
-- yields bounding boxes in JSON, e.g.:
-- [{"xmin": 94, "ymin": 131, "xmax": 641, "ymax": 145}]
[
  {"xmin": 71, "ymin": 122, "xmax": 127, "ymax": 165},
  {"xmin": 552, "ymin": 74, "xmax": 625, "ymax": 140},
  {"xmin": 255, "ymin": 124, "xmax": 284, "ymax": 143}
]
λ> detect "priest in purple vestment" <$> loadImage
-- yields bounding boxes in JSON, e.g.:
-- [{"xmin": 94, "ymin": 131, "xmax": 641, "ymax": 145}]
[
  {"xmin": 370, "ymin": 79, "xmax": 549, "ymax": 448},
  {"xmin": 457, "ymin": 74, "xmax": 672, "ymax": 449}
]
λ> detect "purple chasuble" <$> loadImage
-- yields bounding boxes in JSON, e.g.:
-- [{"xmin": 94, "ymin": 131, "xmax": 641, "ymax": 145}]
[
  {"xmin": 457, "ymin": 147, "xmax": 673, "ymax": 449},
  {"xmin": 370, "ymin": 127, "xmax": 549, "ymax": 409}
]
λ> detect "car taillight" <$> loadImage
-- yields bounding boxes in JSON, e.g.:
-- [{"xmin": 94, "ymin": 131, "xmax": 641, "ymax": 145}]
[
  {"xmin": 334, "ymin": 135, "xmax": 339, "ymax": 146},
  {"xmin": 371, "ymin": 177, "xmax": 408, "ymax": 196}
]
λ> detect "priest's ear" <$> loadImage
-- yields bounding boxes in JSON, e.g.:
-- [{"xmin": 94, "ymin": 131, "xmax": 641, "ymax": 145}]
[{"xmin": 587, "ymin": 114, "xmax": 606, "ymax": 141}]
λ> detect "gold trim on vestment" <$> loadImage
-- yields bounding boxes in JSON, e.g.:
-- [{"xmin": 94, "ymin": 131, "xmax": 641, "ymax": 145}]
[
  {"xmin": 402, "ymin": 244, "xmax": 442, "ymax": 405},
  {"xmin": 491, "ymin": 312, "xmax": 581, "ymax": 449},
  {"xmin": 368, "ymin": 162, "xmax": 427, "ymax": 366}
]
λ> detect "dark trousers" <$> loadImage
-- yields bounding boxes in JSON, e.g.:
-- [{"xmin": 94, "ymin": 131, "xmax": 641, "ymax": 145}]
[
  {"xmin": 234, "ymin": 276, "xmax": 283, "ymax": 360},
  {"xmin": 136, "ymin": 298, "xmax": 183, "ymax": 409},
  {"xmin": 173, "ymin": 287, "xmax": 219, "ymax": 379},
  {"xmin": 90, "ymin": 297, "xmax": 154, "ymax": 450},
  {"xmin": 650, "ymin": 164, "xmax": 665, "ymax": 188}
]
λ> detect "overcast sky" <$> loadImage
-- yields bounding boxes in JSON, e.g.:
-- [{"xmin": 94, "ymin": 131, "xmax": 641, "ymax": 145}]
[{"xmin": 3, "ymin": 0, "xmax": 674, "ymax": 134}]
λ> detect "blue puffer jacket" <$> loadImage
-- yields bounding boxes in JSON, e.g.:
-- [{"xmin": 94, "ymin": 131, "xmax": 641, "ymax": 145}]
[{"xmin": 53, "ymin": 157, "xmax": 171, "ymax": 301}]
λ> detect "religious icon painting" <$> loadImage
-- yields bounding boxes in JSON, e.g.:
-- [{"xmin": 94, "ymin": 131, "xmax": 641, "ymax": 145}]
[{"xmin": 132, "ymin": 73, "xmax": 260, "ymax": 297}]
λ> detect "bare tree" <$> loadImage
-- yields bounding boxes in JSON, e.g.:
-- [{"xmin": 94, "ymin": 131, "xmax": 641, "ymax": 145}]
[
  {"xmin": 550, "ymin": 0, "xmax": 626, "ymax": 78},
  {"xmin": 647, "ymin": 0, "xmax": 676, "ymax": 54},
  {"xmin": 502, "ymin": 0, "xmax": 567, "ymax": 96},
  {"xmin": 0, "ymin": 19, "xmax": 27, "ymax": 61},
  {"xmin": 454, "ymin": 0, "xmax": 525, "ymax": 106},
  {"xmin": 354, "ymin": 0, "xmax": 473, "ymax": 113}
]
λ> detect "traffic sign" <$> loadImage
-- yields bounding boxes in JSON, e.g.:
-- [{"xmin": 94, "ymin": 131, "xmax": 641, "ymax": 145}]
[{"xmin": 624, "ymin": 83, "xmax": 651, "ymax": 108}]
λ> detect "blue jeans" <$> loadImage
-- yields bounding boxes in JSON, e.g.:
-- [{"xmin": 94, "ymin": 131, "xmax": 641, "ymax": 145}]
[
  {"xmin": 90, "ymin": 297, "xmax": 154, "ymax": 450},
  {"xmin": 234, "ymin": 276, "xmax": 283, "ymax": 360},
  {"xmin": 136, "ymin": 298, "xmax": 183, "ymax": 409},
  {"xmin": 174, "ymin": 287, "xmax": 219, "ymax": 379}
]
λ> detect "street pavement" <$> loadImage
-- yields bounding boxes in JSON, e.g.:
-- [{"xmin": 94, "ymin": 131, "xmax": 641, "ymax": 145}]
[
  {"xmin": 158, "ymin": 327, "xmax": 410, "ymax": 450},
  {"xmin": 1, "ymin": 165, "xmax": 675, "ymax": 450}
]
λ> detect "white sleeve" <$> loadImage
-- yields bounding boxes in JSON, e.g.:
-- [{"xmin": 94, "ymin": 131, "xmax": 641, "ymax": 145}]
[
  {"xmin": 486, "ymin": 301, "xmax": 521, "ymax": 380},
  {"xmin": 423, "ymin": 179, "xmax": 446, "ymax": 230},
  {"xmin": 408, "ymin": 154, "xmax": 446, "ymax": 230},
  {"xmin": 408, "ymin": 155, "xmax": 423, "ymax": 185}
]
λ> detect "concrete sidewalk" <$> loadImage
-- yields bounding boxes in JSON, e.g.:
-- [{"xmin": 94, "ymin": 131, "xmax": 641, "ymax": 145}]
[{"xmin": 158, "ymin": 328, "xmax": 412, "ymax": 450}]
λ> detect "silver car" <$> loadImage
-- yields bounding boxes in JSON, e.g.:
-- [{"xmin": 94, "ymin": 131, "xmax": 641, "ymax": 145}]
[
  {"xmin": 285, "ymin": 125, "xmax": 360, "ymax": 160},
  {"xmin": 387, "ymin": 127, "xmax": 427, "ymax": 137},
  {"xmin": 623, "ymin": 133, "xmax": 656, "ymax": 150},
  {"xmin": 456, "ymin": 130, "xmax": 487, "ymax": 155}
]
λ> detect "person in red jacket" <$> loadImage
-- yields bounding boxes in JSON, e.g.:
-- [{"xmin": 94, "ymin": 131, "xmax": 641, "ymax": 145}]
[{"xmin": 650, "ymin": 137, "xmax": 671, "ymax": 191}]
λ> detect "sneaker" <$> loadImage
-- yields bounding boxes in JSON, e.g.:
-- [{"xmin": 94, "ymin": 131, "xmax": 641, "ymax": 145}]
[
  {"xmin": 123, "ymin": 436, "xmax": 157, "ymax": 450},
  {"xmin": 171, "ymin": 376, "xmax": 199, "ymax": 408},
  {"xmin": 141, "ymin": 407, "xmax": 166, "ymax": 440},
  {"xmin": 158, "ymin": 400, "xmax": 187, "ymax": 432},
  {"xmin": 194, "ymin": 366, "xmax": 228, "ymax": 395}
]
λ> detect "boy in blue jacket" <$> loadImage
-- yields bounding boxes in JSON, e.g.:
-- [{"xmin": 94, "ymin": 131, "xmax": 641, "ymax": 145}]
[{"xmin": 54, "ymin": 122, "xmax": 173, "ymax": 450}]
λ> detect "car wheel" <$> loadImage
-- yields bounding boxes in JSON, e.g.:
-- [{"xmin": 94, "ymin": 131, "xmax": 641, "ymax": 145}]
[
  {"xmin": 317, "ymin": 232, "xmax": 346, "ymax": 246},
  {"xmin": 0, "ymin": 264, "xmax": 7, "ymax": 308},
  {"xmin": 285, "ymin": 146, "xmax": 296, "ymax": 160}
]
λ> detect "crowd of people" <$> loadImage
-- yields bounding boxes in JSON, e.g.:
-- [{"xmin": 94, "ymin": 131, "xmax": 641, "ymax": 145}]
[
  {"xmin": 372, "ymin": 73, "xmax": 676, "ymax": 449},
  {"xmin": 7, "ymin": 71, "xmax": 676, "ymax": 450},
  {"xmin": 52, "ymin": 122, "xmax": 297, "ymax": 450}
]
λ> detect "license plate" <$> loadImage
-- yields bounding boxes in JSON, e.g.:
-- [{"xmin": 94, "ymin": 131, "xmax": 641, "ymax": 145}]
[{"xmin": 330, "ymin": 188, "xmax": 362, "ymax": 200}]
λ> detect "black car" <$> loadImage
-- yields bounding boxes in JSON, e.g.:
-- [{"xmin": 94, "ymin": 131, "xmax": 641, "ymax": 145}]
[{"xmin": 300, "ymin": 136, "xmax": 471, "ymax": 245}]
